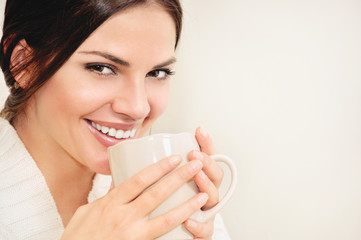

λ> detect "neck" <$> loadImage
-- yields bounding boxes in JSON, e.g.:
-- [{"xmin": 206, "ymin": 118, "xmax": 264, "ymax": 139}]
[{"xmin": 13, "ymin": 114, "xmax": 95, "ymax": 226}]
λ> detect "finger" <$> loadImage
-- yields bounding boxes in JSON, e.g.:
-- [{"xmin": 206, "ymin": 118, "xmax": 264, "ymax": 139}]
[
  {"xmin": 134, "ymin": 160, "xmax": 203, "ymax": 215},
  {"xmin": 195, "ymin": 127, "xmax": 216, "ymax": 155},
  {"xmin": 107, "ymin": 155, "xmax": 182, "ymax": 203},
  {"xmin": 184, "ymin": 217, "xmax": 215, "ymax": 240},
  {"xmin": 108, "ymin": 181, "xmax": 114, "ymax": 192},
  {"xmin": 147, "ymin": 193, "xmax": 209, "ymax": 239},
  {"xmin": 188, "ymin": 150, "xmax": 224, "ymax": 188},
  {"xmin": 194, "ymin": 170, "xmax": 219, "ymax": 210}
]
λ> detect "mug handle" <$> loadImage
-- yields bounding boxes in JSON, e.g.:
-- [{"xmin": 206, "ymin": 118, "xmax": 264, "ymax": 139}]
[{"xmin": 192, "ymin": 154, "xmax": 238, "ymax": 222}]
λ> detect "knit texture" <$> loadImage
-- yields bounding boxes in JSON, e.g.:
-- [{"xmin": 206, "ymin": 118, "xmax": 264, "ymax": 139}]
[
  {"xmin": 0, "ymin": 118, "xmax": 111, "ymax": 240},
  {"xmin": 0, "ymin": 118, "xmax": 230, "ymax": 239}
]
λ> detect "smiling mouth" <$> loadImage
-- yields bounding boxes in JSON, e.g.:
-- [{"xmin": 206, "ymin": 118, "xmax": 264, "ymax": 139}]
[{"xmin": 87, "ymin": 120, "xmax": 137, "ymax": 139}]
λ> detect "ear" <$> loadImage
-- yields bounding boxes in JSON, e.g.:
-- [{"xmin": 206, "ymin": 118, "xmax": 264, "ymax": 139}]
[{"xmin": 10, "ymin": 39, "xmax": 32, "ymax": 89}]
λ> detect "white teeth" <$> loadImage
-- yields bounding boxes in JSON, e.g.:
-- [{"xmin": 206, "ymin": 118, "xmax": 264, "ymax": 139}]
[
  {"xmin": 90, "ymin": 121, "xmax": 136, "ymax": 139},
  {"xmin": 101, "ymin": 126, "xmax": 109, "ymax": 134},
  {"xmin": 123, "ymin": 130, "xmax": 131, "ymax": 138},
  {"xmin": 115, "ymin": 129, "xmax": 124, "ymax": 139},
  {"xmin": 130, "ymin": 129, "xmax": 136, "ymax": 137},
  {"xmin": 108, "ymin": 128, "xmax": 116, "ymax": 137}
]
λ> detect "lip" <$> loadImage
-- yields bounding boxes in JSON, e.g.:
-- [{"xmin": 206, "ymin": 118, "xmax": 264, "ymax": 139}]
[
  {"xmin": 85, "ymin": 119, "xmax": 136, "ymax": 147},
  {"xmin": 88, "ymin": 119, "xmax": 136, "ymax": 131}
]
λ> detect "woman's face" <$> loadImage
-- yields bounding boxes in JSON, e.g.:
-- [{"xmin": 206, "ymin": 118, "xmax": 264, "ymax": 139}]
[{"xmin": 26, "ymin": 4, "xmax": 176, "ymax": 174}]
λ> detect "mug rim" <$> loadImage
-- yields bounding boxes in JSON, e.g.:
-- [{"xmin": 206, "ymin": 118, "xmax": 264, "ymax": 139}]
[{"xmin": 108, "ymin": 132, "xmax": 194, "ymax": 150}]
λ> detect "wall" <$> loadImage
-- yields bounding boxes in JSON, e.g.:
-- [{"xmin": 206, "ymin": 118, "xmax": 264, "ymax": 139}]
[
  {"xmin": 152, "ymin": 0, "xmax": 361, "ymax": 239},
  {"xmin": 1, "ymin": 1, "xmax": 361, "ymax": 239}
]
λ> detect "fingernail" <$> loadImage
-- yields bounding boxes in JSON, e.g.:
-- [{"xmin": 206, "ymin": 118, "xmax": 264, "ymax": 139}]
[
  {"xmin": 186, "ymin": 219, "xmax": 197, "ymax": 229},
  {"xmin": 199, "ymin": 127, "xmax": 208, "ymax": 137},
  {"xmin": 193, "ymin": 150, "xmax": 204, "ymax": 160},
  {"xmin": 197, "ymin": 192, "xmax": 209, "ymax": 205},
  {"xmin": 169, "ymin": 155, "xmax": 182, "ymax": 166},
  {"xmin": 188, "ymin": 160, "xmax": 203, "ymax": 174}
]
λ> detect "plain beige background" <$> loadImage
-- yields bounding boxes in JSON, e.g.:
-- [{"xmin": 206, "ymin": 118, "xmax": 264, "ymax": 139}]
[{"xmin": 1, "ymin": 1, "xmax": 361, "ymax": 239}]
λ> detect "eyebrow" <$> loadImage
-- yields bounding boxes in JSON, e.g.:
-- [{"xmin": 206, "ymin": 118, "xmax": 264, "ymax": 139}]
[
  {"xmin": 79, "ymin": 51, "xmax": 176, "ymax": 69},
  {"xmin": 79, "ymin": 51, "xmax": 130, "ymax": 67},
  {"xmin": 153, "ymin": 57, "xmax": 177, "ymax": 69}
]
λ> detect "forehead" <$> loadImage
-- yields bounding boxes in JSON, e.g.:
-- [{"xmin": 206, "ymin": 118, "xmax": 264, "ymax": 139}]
[{"xmin": 75, "ymin": 4, "xmax": 177, "ymax": 66}]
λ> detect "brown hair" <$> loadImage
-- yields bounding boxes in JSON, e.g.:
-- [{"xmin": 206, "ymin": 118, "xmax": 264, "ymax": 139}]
[{"xmin": 0, "ymin": 0, "xmax": 182, "ymax": 124}]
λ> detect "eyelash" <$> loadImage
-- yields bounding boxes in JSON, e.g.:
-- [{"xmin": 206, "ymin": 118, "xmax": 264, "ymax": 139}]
[
  {"xmin": 146, "ymin": 69, "xmax": 175, "ymax": 81},
  {"xmin": 85, "ymin": 63, "xmax": 175, "ymax": 80},
  {"xmin": 85, "ymin": 63, "xmax": 116, "ymax": 76}
]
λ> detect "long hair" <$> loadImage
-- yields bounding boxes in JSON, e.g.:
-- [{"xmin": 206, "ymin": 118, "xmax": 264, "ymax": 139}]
[{"xmin": 0, "ymin": 0, "xmax": 182, "ymax": 124}]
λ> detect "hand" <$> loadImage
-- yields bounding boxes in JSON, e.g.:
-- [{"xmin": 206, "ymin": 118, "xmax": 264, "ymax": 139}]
[
  {"xmin": 184, "ymin": 127, "xmax": 224, "ymax": 240},
  {"xmin": 61, "ymin": 155, "xmax": 208, "ymax": 240}
]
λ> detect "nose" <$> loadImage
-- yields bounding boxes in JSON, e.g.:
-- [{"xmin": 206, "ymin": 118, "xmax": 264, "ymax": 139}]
[{"xmin": 111, "ymin": 78, "xmax": 150, "ymax": 121}]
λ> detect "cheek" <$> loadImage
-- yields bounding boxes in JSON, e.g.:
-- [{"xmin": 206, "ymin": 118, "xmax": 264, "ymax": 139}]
[
  {"xmin": 148, "ymin": 83, "xmax": 170, "ymax": 118},
  {"xmin": 35, "ymin": 79, "xmax": 73, "ymax": 120},
  {"xmin": 35, "ymin": 86, "xmax": 75, "ymax": 126},
  {"xmin": 37, "ymin": 70, "xmax": 104, "ymax": 118}
]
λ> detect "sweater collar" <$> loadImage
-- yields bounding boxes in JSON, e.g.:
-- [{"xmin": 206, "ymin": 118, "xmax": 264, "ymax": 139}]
[{"xmin": 0, "ymin": 118, "xmax": 111, "ymax": 238}]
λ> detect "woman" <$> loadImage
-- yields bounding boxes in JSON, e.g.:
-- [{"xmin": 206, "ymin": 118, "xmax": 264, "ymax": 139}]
[{"xmin": 0, "ymin": 0, "xmax": 231, "ymax": 239}]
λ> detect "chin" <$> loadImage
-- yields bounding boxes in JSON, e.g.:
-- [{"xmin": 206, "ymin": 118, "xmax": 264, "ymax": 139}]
[
  {"xmin": 92, "ymin": 161, "xmax": 112, "ymax": 175},
  {"xmin": 84, "ymin": 152, "xmax": 112, "ymax": 175}
]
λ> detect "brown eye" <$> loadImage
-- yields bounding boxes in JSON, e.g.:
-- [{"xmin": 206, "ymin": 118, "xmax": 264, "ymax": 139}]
[
  {"xmin": 86, "ymin": 63, "xmax": 115, "ymax": 75},
  {"xmin": 93, "ymin": 65, "xmax": 105, "ymax": 72},
  {"xmin": 147, "ymin": 70, "xmax": 165, "ymax": 78},
  {"xmin": 146, "ymin": 69, "xmax": 174, "ymax": 80}
]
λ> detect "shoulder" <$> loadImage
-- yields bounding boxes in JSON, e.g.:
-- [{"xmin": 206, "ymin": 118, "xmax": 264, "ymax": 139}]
[
  {"xmin": 0, "ymin": 117, "xmax": 11, "ymax": 128},
  {"xmin": 0, "ymin": 221, "xmax": 17, "ymax": 240},
  {"xmin": 0, "ymin": 117, "xmax": 19, "ymax": 156},
  {"xmin": 0, "ymin": 117, "xmax": 16, "ymax": 140}
]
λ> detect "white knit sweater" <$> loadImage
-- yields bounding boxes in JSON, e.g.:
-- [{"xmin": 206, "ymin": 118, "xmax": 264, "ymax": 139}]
[{"xmin": 0, "ymin": 118, "xmax": 231, "ymax": 240}]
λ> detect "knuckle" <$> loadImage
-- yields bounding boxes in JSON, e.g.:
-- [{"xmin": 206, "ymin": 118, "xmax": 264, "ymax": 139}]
[
  {"xmin": 103, "ymin": 187, "xmax": 125, "ymax": 206},
  {"xmin": 75, "ymin": 204, "xmax": 88, "ymax": 215},
  {"xmin": 160, "ymin": 158, "xmax": 174, "ymax": 172},
  {"xmin": 196, "ymin": 220, "xmax": 214, "ymax": 238},
  {"xmin": 172, "ymin": 167, "xmax": 190, "ymax": 183},
  {"xmin": 102, "ymin": 196, "xmax": 118, "ymax": 212},
  {"xmin": 178, "ymin": 168, "xmax": 191, "ymax": 180},
  {"xmin": 90, "ymin": 198, "xmax": 111, "ymax": 216},
  {"xmin": 205, "ymin": 220, "xmax": 214, "ymax": 237},
  {"xmin": 195, "ymin": 223, "xmax": 206, "ymax": 237},
  {"xmin": 162, "ymin": 214, "xmax": 176, "ymax": 229},
  {"xmin": 203, "ymin": 191, "xmax": 219, "ymax": 210},
  {"xmin": 180, "ymin": 161, "xmax": 201, "ymax": 180},
  {"xmin": 103, "ymin": 188, "xmax": 117, "ymax": 201},
  {"xmin": 132, "ymin": 173, "xmax": 148, "ymax": 188},
  {"xmin": 147, "ymin": 185, "xmax": 166, "ymax": 202},
  {"xmin": 191, "ymin": 197, "xmax": 203, "ymax": 210},
  {"xmin": 210, "ymin": 190, "xmax": 219, "ymax": 203},
  {"xmin": 213, "ymin": 167, "xmax": 224, "ymax": 184}
]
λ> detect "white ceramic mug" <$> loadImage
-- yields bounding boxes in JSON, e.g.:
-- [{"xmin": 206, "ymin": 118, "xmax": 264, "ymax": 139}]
[{"xmin": 108, "ymin": 132, "xmax": 237, "ymax": 240}]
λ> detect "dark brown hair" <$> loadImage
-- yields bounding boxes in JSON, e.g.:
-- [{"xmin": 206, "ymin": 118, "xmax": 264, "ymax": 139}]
[{"xmin": 0, "ymin": 0, "xmax": 182, "ymax": 124}]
